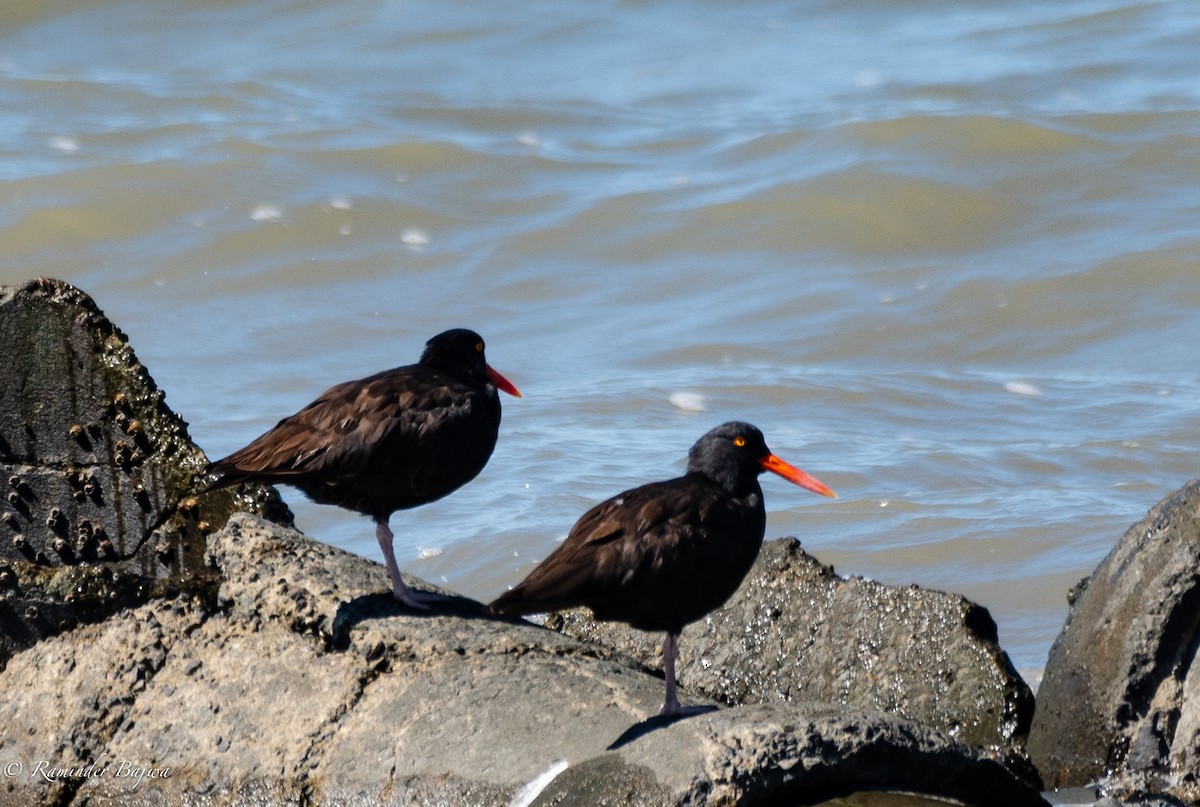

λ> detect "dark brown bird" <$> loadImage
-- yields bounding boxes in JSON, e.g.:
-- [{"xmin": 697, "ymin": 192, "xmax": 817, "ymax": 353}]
[
  {"xmin": 206, "ymin": 328, "xmax": 521, "ymax": 609},
  {"xmin": 487, "ymin": 421, "xmax": 835, "ymax": 716}
]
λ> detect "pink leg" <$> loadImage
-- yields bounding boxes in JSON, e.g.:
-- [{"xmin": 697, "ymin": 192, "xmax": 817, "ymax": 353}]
[
  {"xmin": 375, "ymin": 519, "xmax": 430, "ymax": 610},
  {"xmin": 659, "ymin": 631, "xmax": 682, "ymax": 716}
]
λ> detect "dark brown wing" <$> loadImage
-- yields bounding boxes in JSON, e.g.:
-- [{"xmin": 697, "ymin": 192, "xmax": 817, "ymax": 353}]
[
  {"xmin": 488, "ymin": 473, "xmax": 766, "ymax": 632},
  {"xmin": 207, "ymin": 364, "xmax": 501, "ymax": 514},
  {"xmin": 206, "ymin": 379, "xmax": 363, "ymax": 482}
]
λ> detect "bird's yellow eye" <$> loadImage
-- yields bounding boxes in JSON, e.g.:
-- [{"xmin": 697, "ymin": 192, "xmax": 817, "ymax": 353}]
[
  {"xmin": 475, "ymin": 342, "xmax": 484, "ymax": 352},
  {"xmin": 733, "ymin": 436, "xmax": 746, "ymax": 447}
]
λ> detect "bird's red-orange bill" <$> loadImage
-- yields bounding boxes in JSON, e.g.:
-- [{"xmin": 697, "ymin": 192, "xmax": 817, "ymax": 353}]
[
  {"xmin": 487, "ymin": 365, "xmax": 522, "ymax": 398},
  {"xmin": 760, "ymin": 454, "xmax": 837, "ymax": 499}
]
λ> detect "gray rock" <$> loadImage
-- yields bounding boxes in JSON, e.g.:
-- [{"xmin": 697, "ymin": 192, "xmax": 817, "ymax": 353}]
[
  {"xmin": 544, "ymin": 538, "xmax": 1034, "ymax": 762},
  {"xmin": 0, "ymin": 514, "xmax": 1049, "ymax": 807},
  {"xmin": 0, "ymin": 515, "xmax": 678, "ymax": 806},
  {"xmin": 528, "ymin": 703, "xmax": 1048, "ymax": 807},
  {"xmin": 1095, "ymin": 797, "xmax": 1189, "ymax": 807},
  {"xmin": 212, "ymin": 515, "xmax": 677, "ymax": 805},
  {"xmin": 1029, "ymin": 478, "xmax": 1200, "ymax": 804},
  {"xmin": 0, "ymin": 278, "xmax": 290, "ymax": 667}
]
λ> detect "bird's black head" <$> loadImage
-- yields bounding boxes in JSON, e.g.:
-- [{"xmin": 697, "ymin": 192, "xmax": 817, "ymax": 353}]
[
  {"xmin": 687, "ymin": 422, "xmax": 771, "ymax": 493},
  {"xmin": 686, "ymin": 421, "xmax": 835, "ymax": 499},
  {"xmin": 420, "ymin": 329, "xmax": 521, "ymax": 397},
  {"xmin": 421, "ymin": 328, "xmax": 488, "ymax": 375}
]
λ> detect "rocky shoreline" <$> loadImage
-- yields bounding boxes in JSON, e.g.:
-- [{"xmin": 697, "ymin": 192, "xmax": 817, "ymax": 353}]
[{"xmin": 0, "ymin": 278, "xmax": 1196, "ymax": 806}]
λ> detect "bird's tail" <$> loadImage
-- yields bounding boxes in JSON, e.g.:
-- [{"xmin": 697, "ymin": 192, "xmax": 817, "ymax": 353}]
[{"xmin": 197, "ymin": 459, "xmax": 280, "ymax": 494}]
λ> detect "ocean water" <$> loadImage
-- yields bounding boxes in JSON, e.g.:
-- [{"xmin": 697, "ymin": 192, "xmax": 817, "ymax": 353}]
[{"xmin": 2, "ymin": 0, "xmax": 1199, "ymax": 691}]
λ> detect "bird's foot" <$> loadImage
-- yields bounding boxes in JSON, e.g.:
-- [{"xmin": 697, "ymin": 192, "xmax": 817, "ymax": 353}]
[
  {"xmin": 659, "ymin": 696, "xmax": 681, "ymax": 718},
  {"xmin": 391, "ymin": 585, "xmax": 435, "ymax": 611},
  {"xmin": 390, "ymin": 583, "xmax": 464, "ymax": 611},
  {"xmin": 658, "ymin": 702, "xmax": 716, "ymax": 719}
]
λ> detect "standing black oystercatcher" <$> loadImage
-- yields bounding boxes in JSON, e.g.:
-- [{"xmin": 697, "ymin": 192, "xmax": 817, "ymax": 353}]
[
  {"xmin": 206, "ymin": 328, "xmax": 521, "ymax": 609},
  {"xmin": 487, "ymin": 421, "xmax": 835, "ymax": 716}
]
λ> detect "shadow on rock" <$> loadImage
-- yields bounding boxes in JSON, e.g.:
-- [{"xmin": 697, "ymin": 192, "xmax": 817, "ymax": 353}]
[
  {"xmin": 329, "ymin": 591, "xmax": 492, "ymax": 648},
  {"xmin": 606, "ymin": 706, "xmax": 721, "ymax": 750}
]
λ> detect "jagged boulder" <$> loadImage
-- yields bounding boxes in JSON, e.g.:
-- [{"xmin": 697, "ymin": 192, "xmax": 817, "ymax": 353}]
[
  {"xmin": 0, "ymin": 278, "xmax": 289, "ymax": 667},
  {"xmin": 1030, "ymin": 478, "xmax": 1200, "ymax": 805}
]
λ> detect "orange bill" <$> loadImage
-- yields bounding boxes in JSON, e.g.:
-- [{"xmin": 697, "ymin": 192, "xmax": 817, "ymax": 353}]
[
  {"xmin": 487, "ymin": 365, "xmax": 522, "ymax": 398},
  {"xmin": 760, "ymin": 453, "xmax": 836, "ymax": 498}
]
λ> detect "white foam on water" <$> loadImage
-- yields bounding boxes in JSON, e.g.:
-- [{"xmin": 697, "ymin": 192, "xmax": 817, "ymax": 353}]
[
  {"xmin": 1004, "ymin": 381, "xmax": 1042, "ymax": 396},
  {"xmin": 250, "ymin": 205, "xmax": 283, "ymax": 222},
  {"xmin": 401, "ymin": 228, "xmax": 430, "ymax": 247},
  {"xmin": 48, "ymin": 136, "xmax": 79, "ymax": 153},
  {"xmin": 669, "ymin": 391, "xmax": 706, "ymax": 412}
]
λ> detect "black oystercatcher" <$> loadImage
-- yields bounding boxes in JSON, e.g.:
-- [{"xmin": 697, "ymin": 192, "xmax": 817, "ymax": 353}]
[
  {"xmin": 206, "ymin": 328, "xmax": 521, "ymax": 609},
  {"xmin": 487, "ymin": 421, "xmax": 835, "ymax": 716}
]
